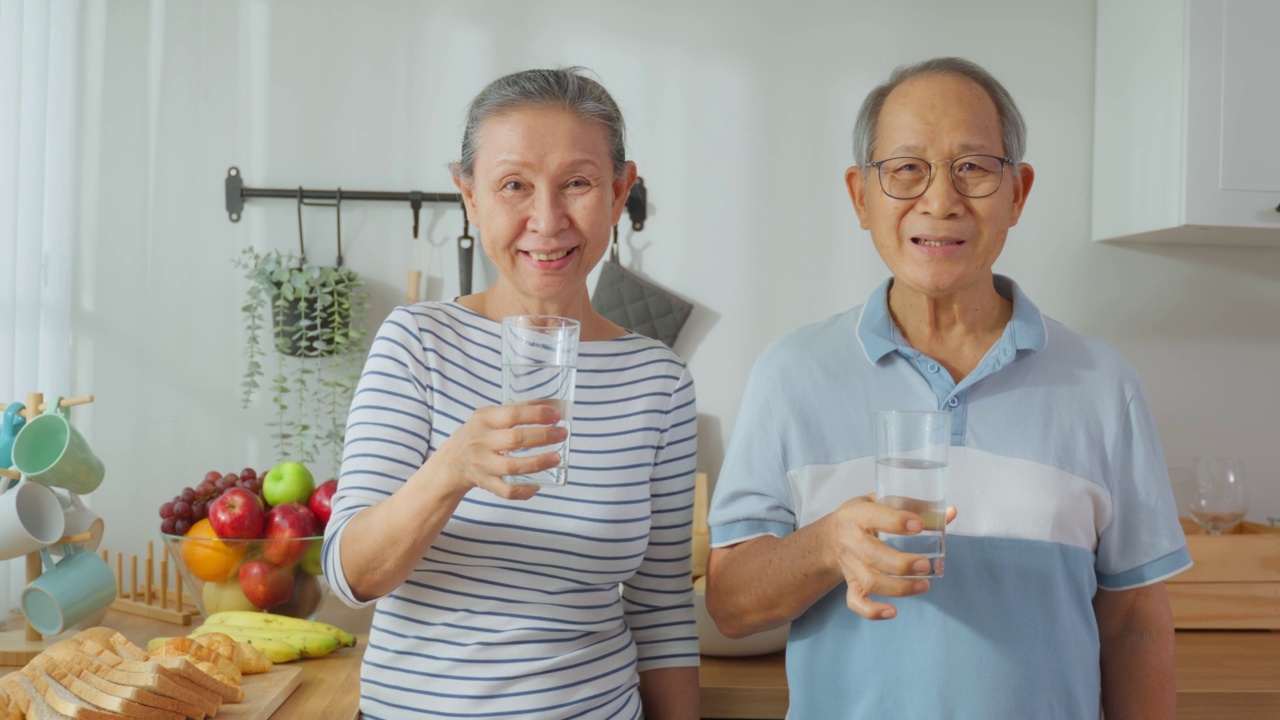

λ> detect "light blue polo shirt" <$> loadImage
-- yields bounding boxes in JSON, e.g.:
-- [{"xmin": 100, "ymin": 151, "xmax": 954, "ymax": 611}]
[{"xmin": 709, "ymin": 275, "xmax": 1191, "ymax": 719}]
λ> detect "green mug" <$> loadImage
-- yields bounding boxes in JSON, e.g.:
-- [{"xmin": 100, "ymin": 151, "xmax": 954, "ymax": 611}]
[
  {"xmin": 11, "ymin": 395, "xmax": 105, "ymax": 495},
  {"xmin": 21, "ymin": 545, "xmax": 117, "ymax": 635}
]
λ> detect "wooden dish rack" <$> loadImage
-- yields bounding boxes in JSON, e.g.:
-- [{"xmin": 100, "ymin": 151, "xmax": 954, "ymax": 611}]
[{"xmin": 1167, "ymin": 517, "xmax": 1280, "ymax": 630}]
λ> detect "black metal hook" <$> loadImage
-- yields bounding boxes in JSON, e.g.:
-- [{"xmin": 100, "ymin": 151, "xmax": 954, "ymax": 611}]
[
  {"xmin": 296, "ymin": 187, "xmax": 306, "ymax": 259},
  {"xmin": 410, "ymin": 191, "xmax": 423, "ymax": 239},
  {"xmin": 626, "ymin": 177, "xmax": 647, "ymax": 231}
]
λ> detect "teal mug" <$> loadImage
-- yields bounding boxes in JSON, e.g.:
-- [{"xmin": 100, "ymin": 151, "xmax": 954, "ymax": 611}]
[
  {"xmin": 0, "ymin": 402, "xmax": 24, "ymax": 469},
  {"xmin": 11, "ymin": 395, "xmax": 105, "ymax": 495},
  {"xmin": 21, "ymin": 544, "xmax": 117, "ymax": 636}
]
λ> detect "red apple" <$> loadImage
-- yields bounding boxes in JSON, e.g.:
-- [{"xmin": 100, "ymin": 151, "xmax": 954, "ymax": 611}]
[
  {"xmin": 207, "ymin": 487, "xmax": 267, "ymax": 540},
  {"xmin": 237, "ymin": 560, "xmax": 294, "ymax": 609},
  {"xmin": 308, "ymin": 479, "xmax": 338, "ymax": 526},
  {"xmin": 262, "ymin": 502, "xmax": 320, "ymax": 566}
]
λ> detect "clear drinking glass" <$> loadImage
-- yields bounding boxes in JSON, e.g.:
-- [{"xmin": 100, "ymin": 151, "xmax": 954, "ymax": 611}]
[
  {"xmin": 501, "ymin": 315, "xmax": 579, "ymax": 486},
  {"xmin": 1190, "ymin": 457, "xmax": 1247, "ymax": 535},
  {"xmin": 875, "ymin": 410, "xmax": 950, "ymax": 577}
]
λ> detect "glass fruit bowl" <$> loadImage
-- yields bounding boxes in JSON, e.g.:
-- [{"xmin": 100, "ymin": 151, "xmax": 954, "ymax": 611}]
[{"xmin": 160, "ymin": 530, "xmax": 329, "ymax": 620}]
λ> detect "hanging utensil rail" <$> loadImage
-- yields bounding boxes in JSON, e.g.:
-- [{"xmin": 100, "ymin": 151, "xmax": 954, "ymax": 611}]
[{"xmin": 224, "ymin": 166, "xmax": 649, "ymax": 238}]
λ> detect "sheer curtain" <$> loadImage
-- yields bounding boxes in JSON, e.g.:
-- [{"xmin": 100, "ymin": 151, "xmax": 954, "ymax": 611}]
[{"xmin": 0, "ymin": 0, "xmax": 80, "ymax": 620}]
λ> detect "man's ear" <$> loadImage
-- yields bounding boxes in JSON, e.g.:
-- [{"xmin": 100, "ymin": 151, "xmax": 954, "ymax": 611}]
[
  {"xmin": 845, "ymin": 165, "xmax": 872, "ymax": 230},
  {"xmin": 1007, "ymin": 162, "xmax": 1035, "ymax": 228}
]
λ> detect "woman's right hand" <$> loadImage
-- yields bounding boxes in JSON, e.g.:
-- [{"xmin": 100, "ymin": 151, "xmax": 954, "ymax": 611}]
[{"xmin": 425, "ymin": 402, "xmax": 568, "ymax": 500}]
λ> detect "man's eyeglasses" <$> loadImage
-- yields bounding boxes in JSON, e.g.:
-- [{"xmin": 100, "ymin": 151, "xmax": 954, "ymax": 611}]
[{"xmin": 866, "ymin": 154, "xmax": 1013, "ymax": 200}]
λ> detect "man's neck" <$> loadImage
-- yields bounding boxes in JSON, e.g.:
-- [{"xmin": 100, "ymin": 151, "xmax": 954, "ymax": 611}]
[{"xmin": 887, "ymin": 277, "xmax": 1013, "ymax": 383}]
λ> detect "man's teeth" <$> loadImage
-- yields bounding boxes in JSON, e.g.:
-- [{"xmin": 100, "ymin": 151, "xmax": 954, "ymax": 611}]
[
  {"xmin": 917, "ymin": 239, "xmax": 955, "ymax": 247},
  {"xmin": 530, "ymin": 249, "xmax": 571, "ymax": 261}
]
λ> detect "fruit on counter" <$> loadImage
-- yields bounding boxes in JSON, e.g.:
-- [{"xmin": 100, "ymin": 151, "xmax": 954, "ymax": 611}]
[
  {"xmin": 146, "ymin": 612, "xmax": 357, "ymax": 664},
  {"xmin": 203, "ymin": 610, "xmax": 357, "ymax": 649},
  {"xmin": 159, "ymin": 467, "xmax": 263, "ymax": 534},
  {"xmin": 262, "ymin": 502, "xmax": 321, "ymax": 566},
  {"xmin": 308, "ymin": 478, "xmax": 338, "ymax": 525},
  {"xmin": 191, "ymin": 624, "xmax": 340, "ymax": 659},
  {"xmin": 207, "ymin": 487, "xmax": 267, "ymax": 540},
  {"xmin": 237, "ymin": 559, "xmax": 295, "ymax": 610},
  {"xmin": 262, "ymin": 461, "xmax": 315, "ymax": 507},
  {"xmin": 180, "ymin": 519, "xmax": 247, "ymax": 583},
  {"xmin": 275, "ymin": 572, "xmax": 324, "ymax": 618},
  {"xmin": 299, "ymin": 538, "xmax": 324, "ymax": 576},
  {"xmin": 201, "ymin": 578, "xmax": 260, "ymax": 614}
]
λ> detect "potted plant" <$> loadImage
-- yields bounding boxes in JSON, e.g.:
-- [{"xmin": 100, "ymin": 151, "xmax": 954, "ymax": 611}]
[{"xmin": 235, "ymin": 247, "xmax": 369, "ymax": 472}]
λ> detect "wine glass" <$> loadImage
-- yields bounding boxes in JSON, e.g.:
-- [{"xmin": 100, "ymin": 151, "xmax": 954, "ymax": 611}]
[{"xmin": 1189, "ymin": 457, "xmax": 1247, "ymax": 535}]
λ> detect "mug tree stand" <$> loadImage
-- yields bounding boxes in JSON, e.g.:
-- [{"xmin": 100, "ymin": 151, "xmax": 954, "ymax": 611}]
[{"xmin": 0, "ymin": 391, "xmax": 96, "ymax": 665}]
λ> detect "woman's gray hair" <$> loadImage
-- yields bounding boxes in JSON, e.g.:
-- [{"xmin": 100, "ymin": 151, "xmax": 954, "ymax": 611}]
[
  {"xmin": 852, "ymin": 57, "xmax": 1027, "ymax": 166},
  {"xmin": 453, "ymin": 67, "xmax": 627, "ymax": 180}
]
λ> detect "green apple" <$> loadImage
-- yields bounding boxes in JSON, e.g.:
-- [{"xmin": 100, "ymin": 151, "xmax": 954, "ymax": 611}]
[
  {"xmin": 201, "ymin": 578, "xmax": 259, "ymax": 614},
  {"xmin": 300, "ymin": 539, "xmax": 324, "ymax": 576},
  {"xmin": 262, "ymin": 461, "xmax": 315, "ymax": 507}
]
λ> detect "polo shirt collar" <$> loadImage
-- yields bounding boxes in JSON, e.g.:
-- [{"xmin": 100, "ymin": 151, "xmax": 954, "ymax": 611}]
[{"xmin": 856, "ymin": 274, "xmax": 1048, "ymax": 363}]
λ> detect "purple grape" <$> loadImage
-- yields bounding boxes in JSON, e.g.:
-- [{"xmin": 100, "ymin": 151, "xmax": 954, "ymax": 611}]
[
  {"xmin": 160, "ymin": 517, "xmax": 177, "ymax": 534},
  {"xmin": 172, "ymin": 500, "xmax": 192, "ymax": 519},
  {"xmin": 159, "ymin": 501, "xmax": 175, "ymax": 519},
  {"xmin": 179, "ymin": 487, "xmax": 196, "ymax": 503},
  {"xmin": 173, "ymin": 518, "xmax": 192, "ymax": 535},
  {"xmin": 192, "ymin": 500, "xmax": 207, "ymax": 520},
  {"xmin": 196, "ymin": 481, "xmax": 216, "ymax": 498}
]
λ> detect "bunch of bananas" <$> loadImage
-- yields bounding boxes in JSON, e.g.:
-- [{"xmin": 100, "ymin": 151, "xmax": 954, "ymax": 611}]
[{"xmin": 152, "ymin": 611, "xmax": 357, "ymax": 664}]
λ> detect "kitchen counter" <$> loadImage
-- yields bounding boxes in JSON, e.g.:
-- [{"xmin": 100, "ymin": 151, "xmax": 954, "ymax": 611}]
[
  {"xmin": 699, "ymin": 631, "xmax": 1280, "ymax": 719},
  {"xmin": 6, "ymin": 607, "xmax": 1278, "ymax": 719},
  {"xmin": 2, "ymin": 601, "xmax": 371, "ymax": 720}
]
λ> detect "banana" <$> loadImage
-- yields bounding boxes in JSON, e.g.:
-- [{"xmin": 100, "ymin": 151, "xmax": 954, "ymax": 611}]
[
  {"xmin": 191, "ymin": 623, "xmax": 342, "ymax": 659},
  {"xmin": 146, "ymin": 637, "xmax": 172, "ymax": 653},
  {"xmin": 208, "ymin": 632, "xmax": 302, "ymax": 664},
  {"xmin": 203, "ymin": 610, "xmax": 357, "ymax": 648}
]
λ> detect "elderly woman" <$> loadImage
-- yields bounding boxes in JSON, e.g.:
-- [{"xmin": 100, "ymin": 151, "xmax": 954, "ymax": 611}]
[{"xmin": 321, "ymin": 68, "xmax": 700, "ymax": 719}]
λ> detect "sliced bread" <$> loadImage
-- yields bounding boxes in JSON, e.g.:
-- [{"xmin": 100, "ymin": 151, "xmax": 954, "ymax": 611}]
[{"xmin": 33, "ymin": 653, "xmax": 207, "ymax": 720}]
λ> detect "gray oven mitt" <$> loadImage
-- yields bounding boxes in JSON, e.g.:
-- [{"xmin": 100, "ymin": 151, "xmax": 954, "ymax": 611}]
[{"xmin": 591, "ymin": 227, "xmax": 692, "ymax": 347}]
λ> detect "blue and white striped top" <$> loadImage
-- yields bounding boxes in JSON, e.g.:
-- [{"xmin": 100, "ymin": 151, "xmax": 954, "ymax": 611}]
[{"xmin": 323, "ymin": 302, "xmax": 700, "ymax": 720}]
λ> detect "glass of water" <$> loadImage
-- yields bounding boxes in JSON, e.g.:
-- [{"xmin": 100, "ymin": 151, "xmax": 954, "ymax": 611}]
[
  {"xmin": 501, "ymin": 315, "xmax": 579, "ymax": 486},
  {"xmin": 1190, "ymin": 457, "xmax": 1247, "ymax": 535},
  {"xmin": 875, "ymin": 410, "xmax": 950, "ymax": 577}
]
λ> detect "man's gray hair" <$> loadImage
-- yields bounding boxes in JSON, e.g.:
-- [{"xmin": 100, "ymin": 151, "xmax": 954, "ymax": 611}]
[
  {"xmin": 453, "ymin": 67, "xmax": 627, "ymax": 180},
  {"xmin": 852, "ymin": 57, "xmax": 1027, "ymax": 166}
]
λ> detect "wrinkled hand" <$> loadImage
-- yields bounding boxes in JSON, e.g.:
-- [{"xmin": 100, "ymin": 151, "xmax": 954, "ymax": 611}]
[
  {"xmin": 428, "ymin": 403, "xmax": 567, "ymax": 501},
  {"xmin": 828, "ymin": 494, "xmax": 958, "ymax": 621}
]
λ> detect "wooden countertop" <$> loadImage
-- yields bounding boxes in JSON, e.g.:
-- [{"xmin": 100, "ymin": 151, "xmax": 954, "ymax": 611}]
[
  {"xmin": 7, "ymin": 606, "xmax": 1278, "ymax": 719},
  {"xmin": 699, "ymin": 630, "xmax": 1280, "ymax": 719},
  {"xmin": 2, "ymin": 600, "xmax": 370, "ymax": 720}
]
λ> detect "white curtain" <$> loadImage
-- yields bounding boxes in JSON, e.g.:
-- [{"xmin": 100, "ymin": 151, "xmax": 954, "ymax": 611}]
[{"xmin": 0, "ymin": 0, "xmax": 80, "ymax": 619}]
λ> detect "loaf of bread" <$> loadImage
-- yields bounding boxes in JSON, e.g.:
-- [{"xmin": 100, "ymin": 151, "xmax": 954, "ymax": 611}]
[{"xmin": 0, "ymin": 626, "xmax": 252, "ymax": 719}]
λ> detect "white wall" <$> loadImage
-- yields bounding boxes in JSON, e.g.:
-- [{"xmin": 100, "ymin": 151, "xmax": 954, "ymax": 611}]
[{"xmin": 67, "ymin": 0, "xmax": 1280, "ymax": 557}]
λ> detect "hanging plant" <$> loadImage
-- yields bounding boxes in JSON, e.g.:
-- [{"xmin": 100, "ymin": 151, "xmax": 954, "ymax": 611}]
[{"xmin": 235, "ymin": 247, "xmax": 368, "ymax": 472}]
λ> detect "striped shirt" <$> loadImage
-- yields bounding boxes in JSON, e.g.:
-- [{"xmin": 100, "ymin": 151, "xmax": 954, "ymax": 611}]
[{"xmin": 323, "ymin": 302, "xmax": 700, "ymax": 719}]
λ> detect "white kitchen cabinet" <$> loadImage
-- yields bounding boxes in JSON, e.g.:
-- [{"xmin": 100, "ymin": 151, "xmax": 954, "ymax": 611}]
[{"xmin": 1092, "ymin": 0, "xmax": 1280, "ymax": 246}]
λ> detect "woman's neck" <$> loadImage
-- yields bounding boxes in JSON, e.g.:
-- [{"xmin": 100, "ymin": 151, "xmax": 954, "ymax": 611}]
[{"xmin": 456, "ymin": 285, "xmax": 626, "ymax": 341}]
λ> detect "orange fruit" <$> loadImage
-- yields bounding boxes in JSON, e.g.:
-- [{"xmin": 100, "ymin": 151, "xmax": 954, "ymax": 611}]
[{"xmin": 180, "ymin": 518, "xmax": 246, "ymax": 582}]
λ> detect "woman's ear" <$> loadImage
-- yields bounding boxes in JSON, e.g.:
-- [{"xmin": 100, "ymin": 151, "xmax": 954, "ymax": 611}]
[
  {"xmin": 452, "ymin": 168, "xmax": 479, "ymax": 222},
  {"xmin": 611, "ymin": 161, "xmax": 639, "ymax": 225}
]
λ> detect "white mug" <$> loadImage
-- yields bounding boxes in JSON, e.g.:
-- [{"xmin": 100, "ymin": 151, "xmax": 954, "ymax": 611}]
[
  {"xmin": 50, "ymin": 490, "xmax": 104, "ymax": 559},
  {"xmin": 0, "ymin": 478, "xmax": 66, "ymax": 562}
]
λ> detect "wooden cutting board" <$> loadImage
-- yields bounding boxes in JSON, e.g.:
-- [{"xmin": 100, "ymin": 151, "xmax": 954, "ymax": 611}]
[{"xmin": 217, "ymin": 665, "xmax": 303, "ymax": 720}]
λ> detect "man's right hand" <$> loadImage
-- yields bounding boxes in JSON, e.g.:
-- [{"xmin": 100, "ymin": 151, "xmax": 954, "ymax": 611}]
[{"xmin": 827, "ymin": 494, "xmax": 958, "ymax": 620}]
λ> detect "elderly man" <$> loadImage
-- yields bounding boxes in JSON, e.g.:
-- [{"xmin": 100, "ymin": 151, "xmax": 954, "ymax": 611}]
[{"xmin": 706, "ymin": 57, "xmax": 1190, "ymax": 719}]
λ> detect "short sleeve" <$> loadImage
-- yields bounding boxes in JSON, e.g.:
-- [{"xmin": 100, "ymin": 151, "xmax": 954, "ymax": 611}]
[
  {"xmin": 1095, "ymin": 383, "xmax": 1192, "ymax": 590},
  {"xmin": 707, "ymin": 346, "xmax": 797, "ymax": 547}
]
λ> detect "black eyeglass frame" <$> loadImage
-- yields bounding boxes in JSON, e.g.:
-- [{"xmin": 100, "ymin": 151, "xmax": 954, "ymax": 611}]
[{"xmin": 866, "ymin": 154, "xmax": 1015, "ymax": 200}]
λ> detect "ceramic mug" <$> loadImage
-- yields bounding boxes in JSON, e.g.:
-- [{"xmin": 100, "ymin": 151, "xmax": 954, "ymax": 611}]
[
  {"xmin": 50, "ymin": 490, "xmax": 105, "ymax": 559},
  {"xmin": 11, "ymin": 395, "xmax": 105, "ymax": 495},
  {"xmin": 21, "ymin": 545, "xmax": 117, "ymax": 636},
  {"xmin": 0, "ymin": 478, "xmax": 66, "ymax": 562},
  {"xmin": 0, "ymin": 402, "xmax": 25, "ymax": 468}
]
